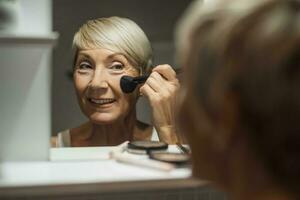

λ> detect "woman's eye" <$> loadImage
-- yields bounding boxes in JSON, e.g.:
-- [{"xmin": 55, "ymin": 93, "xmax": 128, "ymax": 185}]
[
  {"xmin": 78, "ymin": 61, "xmax": 92, "ymax": 69},
  {"xmin": 111, "ymin": 64, "xmax": 124, "ymax": 70}
]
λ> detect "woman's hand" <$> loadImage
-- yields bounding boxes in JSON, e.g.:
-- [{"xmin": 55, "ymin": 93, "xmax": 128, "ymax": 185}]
[{"xmin": 140, "ymin": 64, "xmax": 180, "ymax": 144}]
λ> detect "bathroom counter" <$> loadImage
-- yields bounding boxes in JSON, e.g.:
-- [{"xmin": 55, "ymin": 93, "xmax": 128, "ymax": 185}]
[{"xmin": 0, "ymin": 146, "xmax": 224, "ymax": 200}]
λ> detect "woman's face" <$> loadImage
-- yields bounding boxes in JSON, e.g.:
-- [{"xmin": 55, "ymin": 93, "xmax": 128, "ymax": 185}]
[{"xmin": 73, "ymin": 48, "xmax": 139, "ymax": 124}]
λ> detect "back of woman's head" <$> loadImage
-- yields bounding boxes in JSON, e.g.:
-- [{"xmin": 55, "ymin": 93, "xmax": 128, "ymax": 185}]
[
  {"xmin": 73, "ymin": 16, "xmax": 153, "ymax": 74},
  {"xmin": 178, "ymin": 0, "xmax": 300, "ymax": 194}
]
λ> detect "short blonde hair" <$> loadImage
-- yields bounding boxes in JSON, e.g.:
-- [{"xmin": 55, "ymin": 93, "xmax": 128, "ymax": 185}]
[{"xmin": 73, "ymin": 16, "xmax": 153, "ymax": 74}]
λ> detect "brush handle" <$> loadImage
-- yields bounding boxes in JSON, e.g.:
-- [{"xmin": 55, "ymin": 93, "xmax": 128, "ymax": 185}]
[{"xmin": 132, "ymin": 75, "xmax": 149, "ymax": 83}]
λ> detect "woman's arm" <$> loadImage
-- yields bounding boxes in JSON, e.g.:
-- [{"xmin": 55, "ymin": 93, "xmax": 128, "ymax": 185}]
[{"xmin": 140, "ymin": 64, "xmax": 180, "ymax": 144}]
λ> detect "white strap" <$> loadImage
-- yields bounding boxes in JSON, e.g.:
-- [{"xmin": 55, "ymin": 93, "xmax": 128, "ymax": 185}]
[{"xmin": 57, "ymin": 129, "xmax": 71, "ymax": 147}]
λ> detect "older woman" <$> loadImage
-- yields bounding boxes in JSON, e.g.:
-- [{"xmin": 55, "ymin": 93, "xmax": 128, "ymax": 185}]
[
  {"xmin": 177, "ymin": 0, "xmax": 300, "ymax": 200},
  {"xmin": 52, "ymin": 17, "xmax": 179, "ymax": 147}
]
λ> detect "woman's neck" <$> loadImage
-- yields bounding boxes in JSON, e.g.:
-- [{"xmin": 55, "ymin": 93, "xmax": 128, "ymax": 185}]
[{"xmin": 71, "ymin": 111, "xmax": 137, "ymax": 146}]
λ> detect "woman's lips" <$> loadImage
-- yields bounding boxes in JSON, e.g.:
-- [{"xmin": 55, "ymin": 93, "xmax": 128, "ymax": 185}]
[{"xmin": 88, "ymin": 98, "xmax": 116, "ymax": 106}]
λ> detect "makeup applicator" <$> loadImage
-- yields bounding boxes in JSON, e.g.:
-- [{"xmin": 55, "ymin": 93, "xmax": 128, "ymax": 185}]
[
  {"xmin": 120, "ymin": 68, "xmax": 182, "ymax": 93},
  {"xmin": 120, "ymin": 75, "xmax": 149, "ymax": 93}
]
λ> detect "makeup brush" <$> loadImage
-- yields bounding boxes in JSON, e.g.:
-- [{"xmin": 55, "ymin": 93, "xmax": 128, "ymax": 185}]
[
  {"xmin": 120, "ymin": 68, "xmax": 182, "ymax": 93},
  {"xmin": 120, "ymin": 75, "xmax": 149, "ymax": 93}
]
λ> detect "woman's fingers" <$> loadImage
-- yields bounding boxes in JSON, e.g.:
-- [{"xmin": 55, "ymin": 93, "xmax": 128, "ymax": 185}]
[
  {"xmin": 145, "ymin": 73, "xmax": 167, "ymax": 93},
  {"xmin": 140, "ymin": 64, "xmax": 179, "ymax": 100},
  {"xmin": 140, "ymin": 83, "xmax": 157, "ymax": 99},
  {"xmin": 152, "ymin": 64, "xmax": 177, "ymax": 81},
  {"xmin": 143, "ymin": 67, "xmax": 178, "ymax": 94}
]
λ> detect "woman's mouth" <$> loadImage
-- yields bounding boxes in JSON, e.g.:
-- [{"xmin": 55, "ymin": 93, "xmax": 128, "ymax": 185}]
[{"xmin": 88, "ymin": 98, "xmax": 116, "ymax": 106}]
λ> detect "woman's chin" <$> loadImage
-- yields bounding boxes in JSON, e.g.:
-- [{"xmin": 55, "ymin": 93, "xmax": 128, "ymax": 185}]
[{"xmin": 89, "ymin": 113, "xmax": 119, "ymax": 125}]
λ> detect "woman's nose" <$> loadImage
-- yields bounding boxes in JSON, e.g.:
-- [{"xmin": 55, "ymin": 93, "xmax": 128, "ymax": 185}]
[{"xmin": 90, "ymin": 70, "xmax": 109, "ymax": 88}]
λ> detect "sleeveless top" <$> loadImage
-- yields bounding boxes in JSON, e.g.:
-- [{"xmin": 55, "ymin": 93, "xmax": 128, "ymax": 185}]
[{"xmin": 55, "ymin": 128, "xmax": 159, "ymax": 148}]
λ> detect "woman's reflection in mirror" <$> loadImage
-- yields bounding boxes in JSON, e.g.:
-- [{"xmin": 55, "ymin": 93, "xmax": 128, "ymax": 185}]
[{"xmin": 52, "ymin": 17, "xmax": 180, "ymax": 147}]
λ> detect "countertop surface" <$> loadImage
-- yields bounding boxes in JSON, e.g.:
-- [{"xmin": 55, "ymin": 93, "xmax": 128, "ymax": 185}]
[{"xmin": 0, "ymin": 145, "xmax": 193, "ymax": 188}]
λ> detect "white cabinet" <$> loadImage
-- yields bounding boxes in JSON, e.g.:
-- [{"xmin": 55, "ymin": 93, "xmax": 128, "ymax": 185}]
[
  {"xmin": 0, "ymin": 0, "xmax": 58, "ymax": 161},
  {"xmin": 0, "ymin": 34, "xmax": 58, "ymax": 161}
]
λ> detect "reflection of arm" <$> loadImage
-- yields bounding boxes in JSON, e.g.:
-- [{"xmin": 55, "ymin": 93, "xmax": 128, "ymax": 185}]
[
  {"xmin": 140, "ymin": 64, "xmax": 180, "ymax": 144},
  {"xmin": 156, "ymin": 125, "xmax": 187, "ymax": 144},
  {"xmin": 156, "ymin": 126, "xmax": 179, "ymax": 144}
]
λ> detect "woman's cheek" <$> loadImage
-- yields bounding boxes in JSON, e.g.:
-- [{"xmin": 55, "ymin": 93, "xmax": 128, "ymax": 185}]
[
  {"xmin": 74, "ymin": 74, "xmax": 91, "ymax": 93},
  {"xmin": 110, "ymin": 75, "xmax": 123, "ymax": 92}
]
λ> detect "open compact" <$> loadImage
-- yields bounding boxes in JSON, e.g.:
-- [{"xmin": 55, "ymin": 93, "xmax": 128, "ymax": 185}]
[
  {"xmin": 126, "ymin": 141, "xmax": 168, "ymax": 154},
  {"xmin": 126, "ymin": 141, "xmax": 190, "ymax": 165},
  {"xmin": 149, "ymin": 152, "xmax": 190, "ymax": 165}
]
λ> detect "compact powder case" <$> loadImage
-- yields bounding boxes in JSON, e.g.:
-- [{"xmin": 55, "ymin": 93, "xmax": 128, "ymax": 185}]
[
  {"xmin": 126, "ymin": 141, "xmax": 168, "ymax": 155},
  {"xmin": 128, "ymin": 141, "xmax": 168, "ymax": 150},
  {"xmin": 149, "ymin": 152, "xmax": 190, "ymax": 165},
  {"xmin": 126, "ymin": 141, "xmax": 190, "ymax": 165}
]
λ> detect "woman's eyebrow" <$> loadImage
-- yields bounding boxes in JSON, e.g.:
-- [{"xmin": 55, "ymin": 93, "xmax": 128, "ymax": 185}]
[
  {"xmin": 77, "ymin": 53, "xmax": 92, "ymax": 60},
  {"xmin": 107, "ymin": 53, "xmax": 127, "ymax": 61}
]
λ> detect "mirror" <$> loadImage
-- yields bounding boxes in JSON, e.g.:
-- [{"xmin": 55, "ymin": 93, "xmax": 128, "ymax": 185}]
[{"xmin": 52, "ymin": 0, "xmax": 192, "ymax": 147}]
